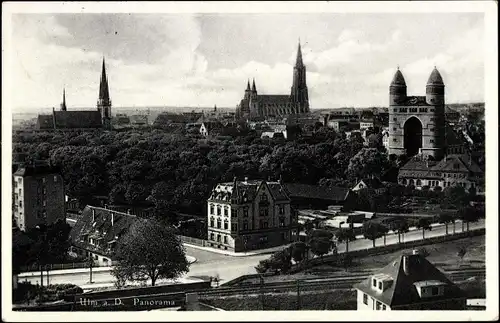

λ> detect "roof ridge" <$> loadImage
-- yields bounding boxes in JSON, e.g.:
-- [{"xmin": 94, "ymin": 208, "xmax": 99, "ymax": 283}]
[{"xmin": 87, "ymin": 205, "xmax": 137, "ymax": 218}]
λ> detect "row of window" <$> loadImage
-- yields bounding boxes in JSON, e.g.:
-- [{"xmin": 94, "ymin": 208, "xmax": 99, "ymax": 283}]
[
  {"xmin": 209, "ymin": 205, "xmax": 286, "ymax": 217},
  {"xmin": 210, "ymin": 233, "xmax": 229, "ymax": 244},
  {"xmin": 395, "ymin": 108, "xmax": 429, "ymax": 113},
  {"xmin": 362, "ymin": 294, "xmax": 387, "ymax": 310}
]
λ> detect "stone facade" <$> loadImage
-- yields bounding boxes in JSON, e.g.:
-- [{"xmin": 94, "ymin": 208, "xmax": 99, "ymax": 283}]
[
  {"xmin": 389, "ymin": 67, "xmax": 446, "ymax": 160},
  {"xmin": 207, "ymin": 178, "xmax": 296, "ymax": 252}
]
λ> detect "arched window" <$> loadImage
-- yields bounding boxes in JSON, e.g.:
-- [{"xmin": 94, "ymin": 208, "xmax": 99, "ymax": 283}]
[
  {"xmin": 409, "ymin": 179, "xmax": 415, "ymax": 186},
  {"xmin": 402, "ymin": 178, "xmax": 407, "ymax": 185},
  {"xmin": 416, "ymin": 179, "xmax": 422, "ymax": 186},
  {"xmin": 224, "ymin": 220, "xmax": 228, "ymax": 230},
  {"xmin": 210, "ymin": 217, "xmax": 215, "ymax": 228},
  {"xmin": 217, "ymin": 218, "xmax": 221, "ymax": 229}
]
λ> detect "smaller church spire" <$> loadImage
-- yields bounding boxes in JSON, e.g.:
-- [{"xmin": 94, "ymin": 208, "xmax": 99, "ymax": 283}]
[
  {"xmin": 246, "ymin": 79, "xmax": 251, "ymax": 91},
  {"xmin": 60, "ymin": 88, "xmax": 67, "ymax": 111},
  {"xmin": 252, "ymin": 78, "xmax": 257, "ymax": 92}
]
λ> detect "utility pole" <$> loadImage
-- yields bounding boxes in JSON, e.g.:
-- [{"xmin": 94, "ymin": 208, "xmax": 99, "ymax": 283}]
[
  {"xmin": 296, "ymin": 279, "xmax": 301, "ymax": 310},
  {"xmin": 259, "ymin": 274, "xmax": 264, "ymax": 310},
  {"xmin": 88, "ymin": 255, "xmax": 93, "ymax": 284}
]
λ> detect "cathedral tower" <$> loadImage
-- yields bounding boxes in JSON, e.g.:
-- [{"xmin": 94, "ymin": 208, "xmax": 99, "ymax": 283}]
[
  {"xmin": 290, "ymin": 41, "xmax": 309, "ymax": 113},
  {"xmin": 388, "ymin": 67, "xmax": 446, "ymax": 160},
  {"xmin": 97, "ymin": 57, "xmax": 112, "ymax": 129}
]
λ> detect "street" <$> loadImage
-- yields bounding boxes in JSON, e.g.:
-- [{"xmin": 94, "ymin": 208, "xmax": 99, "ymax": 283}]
[{"xmin": 18, "ymin": 219, "xmax": 484, "ymax": 288}]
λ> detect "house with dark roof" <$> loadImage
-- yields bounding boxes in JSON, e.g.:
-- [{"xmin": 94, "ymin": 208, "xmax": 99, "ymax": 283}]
[
  {"xmin": 69, "ymin": 205, "xmax": 143, "ymax": 266},
  {"xmin": 398, "ymin": 154, "xmax": 484, "ymax": 194},
  {"xmin": 283, "ymin": 183, "xmax": 350, "ymax": 209},
  {"xmin": 206, "ymin": 178, "xmax": 296, "ymax": 252},
  {"xmin": 354, "ymin": 251, "xmax": 466, "ymax": 310}
]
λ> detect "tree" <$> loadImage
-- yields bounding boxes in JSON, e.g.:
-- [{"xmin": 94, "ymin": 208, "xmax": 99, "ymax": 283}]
[
  {"xmin": 362, "ymin": 222, "xmax": 384, "ymax": 248},
  {"xmin": 390, "ymin": 219, "xmax": 409, "ymax": 243},
  {"xmin": 347, "ymin": 148, "xmax": 389, "ymax": 182},
  {"xmin": 308, "ymin": 230, "xmax": 335, "ymax": 261},
  {"xmin": 442, "ymin": 186, "xmax": 469, "ymax": 208},
  {"xmin": 416, "ymin": 218, "xmax": 432, "ymax": 240},
  {"xmin": 379, "ymin": 223, "xmax": 389, "ymax": 246},
  {"xmin": 255, "ymin": 259, "xmax": 271, "ymax": 274},
  {"xmin": 438, "ymin": 213, "xmax": 453, "ymax": 235},
  {"xmin": 268, "ymin": 249, "xmax": 292, "ymax": 274},
  {"xmin": 336, "ymin": 228, "xmax": 356, "ymax": 253},
  {"xmin": 290, "ymin": 242, "xmax": 308, "ymax": 265},
  {"xmin": 458, "ymin": 206, "xmax": 481, "ymax": 233},
  {"xmin": 112, "ymin": 219, "xmax": 189, "ymax": 286}
]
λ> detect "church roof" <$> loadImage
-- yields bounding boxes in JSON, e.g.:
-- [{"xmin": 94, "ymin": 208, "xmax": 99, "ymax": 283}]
[
  {"xmin": 354, "ymin": 253, "xmax": 464, "ymax": 307},
  {"xmin": 427, "ymin": 67, "xmax": 444, "ymax": 85},
  {"xmin": 256, "ymin": 95, "xmax": 290, "ymax": 105},
  {"xmin": 54, "ymin": 110, "xmax": 103, "ymax": 129},
  {"xmin": 391, "ymin": 69, "xmax": 406, "ymax": 86}
]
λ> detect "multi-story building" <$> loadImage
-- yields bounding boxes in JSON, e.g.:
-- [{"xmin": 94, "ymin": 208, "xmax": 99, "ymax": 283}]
[
  {"xmin": 388, "ymin": 67, "xmax": 446, "ymax": 160},
  {"xmin": 206, "ymin": 178, "xmax": 296, "ymax": 252},
  {"xmin": 354, "ymin": 251, "xmax": 466, "ymax": 310},
  {"xmin": 13, "ymin": 165, "xmax": 66, "ymax": 231}
]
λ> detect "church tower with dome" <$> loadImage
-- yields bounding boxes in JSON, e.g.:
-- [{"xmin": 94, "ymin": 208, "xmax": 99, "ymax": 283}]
[{"xmin": 388, "ymin": 67, "xmax": 446, "ymax": 160}]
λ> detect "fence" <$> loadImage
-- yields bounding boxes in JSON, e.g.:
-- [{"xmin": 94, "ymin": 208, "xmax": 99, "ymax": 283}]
[
  {"xmin": 179, "ymin": 235, "xmax": 208, "ymax": 247},
  {"xmin": 20, "ymin": 260, "xmax": 117, "ymax": 272}
]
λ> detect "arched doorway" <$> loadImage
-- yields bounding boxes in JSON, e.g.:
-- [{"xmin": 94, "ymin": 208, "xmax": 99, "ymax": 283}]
[{"xmin": 404, "ymin": 117, "xmax": 423, "ymax": 156}]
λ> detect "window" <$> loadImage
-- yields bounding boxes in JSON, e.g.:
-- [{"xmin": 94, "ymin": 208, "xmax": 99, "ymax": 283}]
[
  {"xmin": 260, "ymin": 194, "xmax": 268, "ymax": 202},
  {"xmin": 378, "ymin": 282, "xmax": 383, "ymax": 290},
  {"xmin": 18, "ymin": 178, "xmax": 22, "ymax": 183},
  {"xmin": 431, "ymin": 287, "xmax": 439, "ymax": 296},
  {"xmin": 42, "ymin": 177, "xmax": 46, "ymax": 184},
  {"xmin": 19, "ymin": 201, "xmax": 23, "ymax": 208},
  {"xmin": 224, "ymin": 236, "xmax": 228, "ymax": 244},
  {"xmin": 54, "ymin": 175, "xmax": 58, "ymax": 183},
  {"xmin": 217, "ymin": 234, "xmax": 221, "ymax": 242},
  {"xmin": 217, "ymin": 219, "xmax": 221, "ymax": 229},
  {"xmin": 279, "ymin": 217, "xmax": 285, "ymax": 227},
  {"xmin": 382, "ymin": 305, "xmax": 386, "ymax": 310},
  {"xmin": 372, "ymin": 279, "xmax": 377, "ymax": 287},
  {"xmin": 279, "ymin": 205, "xmax": 285, "ymax": 214},
  {"xmin": 376, "ymin": 301, "xmax": 382, "ymax": 310},
  {"xmin": 416, "ymin": 179, "xmax": 422, "ymax": 186},
  {"xmin": 231, "ymin": 223, "xmax": 237, "ymax": 231},
  {"xmin": 243, "ymin": 220, "xmax": 248, "ymax": 230},
  {"xmin": 224, "ymin": 220, "xmax": 228, "ymax": 230},
  {"xmin": 393, "ymin": 138, "xmax": 398, "ymax": 142},
  {"xmin": 217, "ymin": 206, "xmax": 221, "ymax": 216},
  {"xmin": 210, "ymin": 233, "xmax": 214, "ymax": 241},
  {"xmin": 429, "ymin": 128, "xmax": 434, "ymax": 132},
  {"xmin": 430, "ymin": 139, "xmax": 434, "ymax": 143},
  {"xmin": 210, "ymin": 205, "xmax": 214, "ymax": 215},
  {"xmin": 210, "ymin": 217, "xmax": 215, "ymax": 227},
  {"xmin": 393, "ymin": 127, "xmax": 397, "ymax": 131},
  {"xmin": 393, "ymin": 109, "xmax": 397, "ymax": 112},
  {"xmin": 224, "ymin": 207, "xmax": 228, "ymax": 216},
  {"xmin": 243, "ymin": 208, "xmax": 249, "ymax": 217},
  {"xmin": 393, "ymin": 117, "xmax": 397, "ymax": 121},
  {"xmin": 263, "ymin": 221, "xmax": 268, "ymax": 228},
  {"xmin": 363, "ymin": 293, "xmax": 368, "ymax": 305},
  {"xmin": 42, "ymin": 200, "xmax": 47, "ymax": 207}
]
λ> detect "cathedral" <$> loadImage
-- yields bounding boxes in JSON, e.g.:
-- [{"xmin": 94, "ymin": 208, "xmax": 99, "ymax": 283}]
[
  {"xmin": 235, "ymin": 42, "xmax": 310, "ymax": 120},
  {"xmin": 36, "ymin": 58, "xmax": 113, "ymax": 130}
]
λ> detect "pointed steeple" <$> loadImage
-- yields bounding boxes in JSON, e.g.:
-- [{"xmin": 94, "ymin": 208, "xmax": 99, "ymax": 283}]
[
  {"xmin": 252, "ymin": 78, "xmax": 257, "ymax": 92},
  {"xmin": 60, "ymin": 88, "xmax": 67, "ymax": 111},
  {"xmin": 246, "ymin": 79, "xmax": 251, "ymax": 91},
  {"xmin": 98, "ymin": 57, "xmax": 111, "ymax": 105},
  {"xmin": 295, "ymin": 39, "xmax": 304, "ymax": 67}
]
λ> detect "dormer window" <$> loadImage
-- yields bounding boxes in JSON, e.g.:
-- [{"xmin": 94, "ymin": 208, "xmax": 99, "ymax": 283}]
[{"xmin": 413, "ymin": 280, "xmax": 446, "ymax": 298}]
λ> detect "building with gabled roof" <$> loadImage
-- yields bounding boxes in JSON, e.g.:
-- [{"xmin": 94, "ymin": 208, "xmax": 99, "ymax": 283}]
[
  {"xmin": 207, "ymin": 177, "xmax": 296, "ymax": 252},
  {"xmin": 69, "ymin": 205, "xmax": 144, "ymax": 266},
  {"xmin": 36, "ymin": 58, "xmax": 113, "ymax": 131},
  {"xmin": 354, "ymin": 251, "xmax": 466, "ymax": 310}
]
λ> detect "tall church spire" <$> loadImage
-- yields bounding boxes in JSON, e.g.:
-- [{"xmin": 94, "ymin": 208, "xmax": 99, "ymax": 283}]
[
  {"xmin": 98, "ymin": 57, "xmax": 110, "ymax": 105},
  {"xmin": 295, "ymin": 39, "xmax": 304, "ymax": 67},
  {"xmin": 252, "ymin": 78, "xmax": 257, "ymax": 92},
  {"xmin": 60, "ymin": 88, "xmax": 67, "ymax": 111},
  {"xmin": 246, "ymin": 79, "xmax": 251, "ymax": 91}
]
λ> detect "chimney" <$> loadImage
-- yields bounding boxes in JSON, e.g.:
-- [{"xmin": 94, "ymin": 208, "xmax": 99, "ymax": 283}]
[
  {"xmin": 111, "ymin": 212, "xmax": 114, "ymax": 226},
  {"xmin": 403, "ymin": 255, "xmax": 411, "ymax": 275},
  {"xmin": 92, "ymin": 208, "xmax": 95, "ymax": 222}
]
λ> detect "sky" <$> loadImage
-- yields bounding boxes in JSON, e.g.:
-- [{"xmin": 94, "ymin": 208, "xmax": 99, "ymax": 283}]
[{"xmin": 9, "ymin": 12, "xmax": 484, "ymax": 112}]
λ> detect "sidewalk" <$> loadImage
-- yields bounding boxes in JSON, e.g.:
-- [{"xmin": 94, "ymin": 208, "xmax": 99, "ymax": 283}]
[
  {"xmin": 183, "ymin": 243, "xmax": 289, "ymax": 257},
  {"xmin": 80, "ymin": 276, "xmax": 204, "ymax": 291}
]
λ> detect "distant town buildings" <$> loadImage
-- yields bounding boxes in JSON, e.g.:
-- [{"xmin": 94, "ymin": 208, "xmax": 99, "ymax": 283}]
[
  {"xmin": 236, "ymin": 41, "xmax": 310, "ymax": 120},
  {"xmin": 206, "ymin": 178, "xmax": 296, "ymax": 252},
  {"xmin": 13, "ymin": 165, "xmax": 66, "ymax": 231},
  {"xmin": 36, "ymin": 58, "xmax": 113, "ymax": 131},
  {"xmin": 354, "ymin": 251, "xmax": 466, "ymax": 310}
]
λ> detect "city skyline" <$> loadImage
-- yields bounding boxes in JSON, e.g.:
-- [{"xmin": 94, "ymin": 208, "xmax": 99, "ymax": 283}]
[{"xmin": 10, "ymin": 12, "xmax": 484, "ymax": 113}]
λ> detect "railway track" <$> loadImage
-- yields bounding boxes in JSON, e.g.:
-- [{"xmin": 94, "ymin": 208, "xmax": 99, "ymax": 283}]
[{"xmin": 198, "ymin": 268, "xmax": 485, "ymax": 298}]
